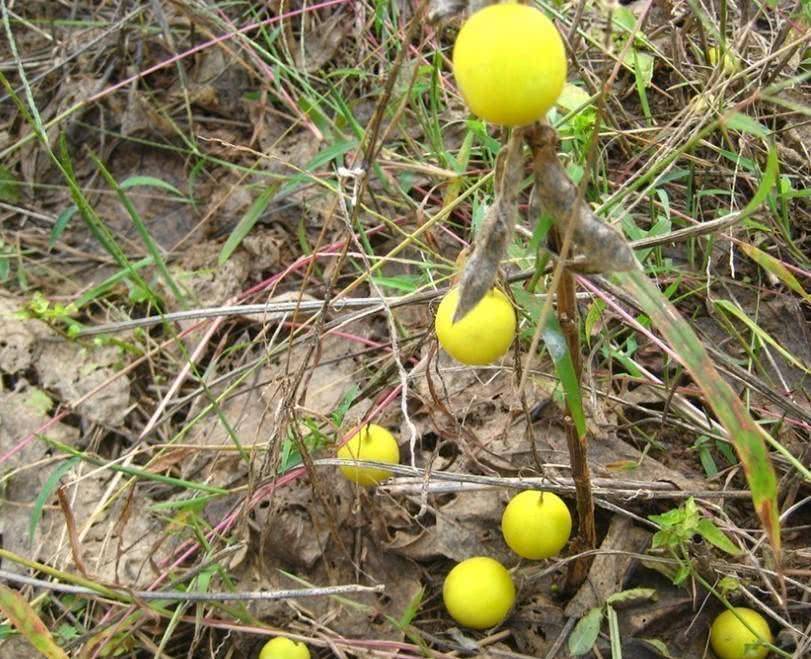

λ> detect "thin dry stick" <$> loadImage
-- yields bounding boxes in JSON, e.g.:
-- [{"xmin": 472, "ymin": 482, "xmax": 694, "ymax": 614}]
[{"xmin": 0, "ymin": 569, "xmax": 383, "ymax": 602}]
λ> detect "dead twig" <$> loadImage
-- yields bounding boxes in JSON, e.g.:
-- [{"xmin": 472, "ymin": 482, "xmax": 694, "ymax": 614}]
[{"xmin": 0, "ymin": 569, "xmax": 383, "ymax": 602}]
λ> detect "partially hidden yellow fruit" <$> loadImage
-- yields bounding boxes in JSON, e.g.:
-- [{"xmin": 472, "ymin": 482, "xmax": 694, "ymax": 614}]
[
  {"xmin": 501, "ymin": 490, "xmax": 572, "ymax": 559},
  {"xmin": 258, "ymin": 637, "xmax": 310, "ymax": 659},
  {"xmin": 443, "ymin": 556, "xmax": 516, "ymax": 629},
  {"xmin": 708, "ymin": 46, "xmax": 741, "ymax": 76},
  {"xmin": 452, "ymin": 2, "xmax": 567, "ymax": 126},
  {"xmin": 710, "ymin": 608, "xmax": 773, "ymax": 659},
  {"xmin": 435, "ymin": 287, "xmax": 516, "ymax": 365},
  {"xmin": 337, "ymin": 424, "xmax": 400, "ymax": 486}
]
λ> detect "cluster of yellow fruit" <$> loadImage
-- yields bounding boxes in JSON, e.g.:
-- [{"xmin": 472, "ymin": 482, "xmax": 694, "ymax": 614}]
[
  {"xmin": 444, "ymin": 490, "xmax": 572, "ymax": 629},
  {"xmin": 271, "ymin": 5, "xmax": 773, "ymax": 657}
]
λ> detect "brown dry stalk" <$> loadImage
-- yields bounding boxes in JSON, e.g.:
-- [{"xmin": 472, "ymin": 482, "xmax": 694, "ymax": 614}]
[
  {"xmin": 454, "ymin": 128, "xmax": 528, "ymax": 322},
  {"xmin": 453, "ymin": 123, "xmax": 641, "ymax": 593},
  {"xmin": 525, "ymin": 125, "xmax": 636, "ymax": 274},
  {"xmin": 551, "ymin": 237, "xmax": 597, "ymax": 594}
]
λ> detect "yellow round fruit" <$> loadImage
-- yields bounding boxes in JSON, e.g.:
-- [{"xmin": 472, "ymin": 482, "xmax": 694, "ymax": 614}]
[
  {"xmin": 337, "ymin": 424, "xmax": 400, "ymax": 486},
  {"xmin": 258, "ymin": 637, "xmax": 310, "ymax": 659},
  {"xmin": 435, "ymin": 287, "xmax": 516, "ymax": 365},
  {"xmin": 710, "ymin": 608, "xmax": 773, "ymax": 659},
  {"xmin": 501, "ymin": 490, "xmax": 572, "ymax": 560},
  {"xmin": 442, "ymin": 556, "xmax": 516, "ymax": 629},
  {"xmin": 708, "ymin": 46, "xmax": 741, "ymax": 76},
  {"xmin": 452, "ymin": 2, "xmax": 567, "ymax": 126}
]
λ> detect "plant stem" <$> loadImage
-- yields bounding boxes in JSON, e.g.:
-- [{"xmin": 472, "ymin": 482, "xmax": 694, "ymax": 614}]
[{"xmin": 553, "ymin": 234, "xmax": 597, "ymax": 593}]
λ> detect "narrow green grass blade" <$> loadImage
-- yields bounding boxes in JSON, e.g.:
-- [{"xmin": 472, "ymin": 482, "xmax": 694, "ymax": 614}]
[
  {"xmin": 713, "ymin": 299, "xmax": 809, "ymax": 373},
  {"xmin": 738, "ymin": 242, "xmax": 810, "ymax": 301},
  {"xmin": 614, "ymin": 269, "xmax": 781, "ymax": 556},
  {"xmin": 56, "ymin": 137, "xmax": 155, "ymax": 304},
  {"xmin": 0, "ymin": 584, "xmax": 68, "ymax": 659},
  {"xmin": 542, "ymin": 316, "xmax": 588, "ymax": 439},
  {"xmin": 218, "ymin": 184, "xmax": 277, "ymax": 265},
  {"xmin": 73, "ymin": 256, "xmax": 153, "ymax": 308},
  {"xmin": 0, "ymin": 72, "xmax": 154, "ymax": 303},
  {"xmin": 513, "ymin": 288, "xmax": 587, "ymax": 438},
  {"xmin": 29, "ymin": 457, "xmax": 80, "ymax": 541},
  {"xmin": 119, "ymin": 175, "xmax": 187, "ymax": 199},
  {"xmin": 92, "ymin": 153, "xmax": 186, "ymax": 303},
  {"xmin": 48, "ymin": 205, "xmax": 77, "ymax": 248},
  {"xmin": 45, "ymin": 438, "xmax": 228, "ymax": 495}
]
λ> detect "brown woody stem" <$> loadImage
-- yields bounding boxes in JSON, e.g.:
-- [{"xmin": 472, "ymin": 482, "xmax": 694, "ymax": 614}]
[{"xmin": 553, "ymin": 244, "xmax": 597, "ymax": 593}]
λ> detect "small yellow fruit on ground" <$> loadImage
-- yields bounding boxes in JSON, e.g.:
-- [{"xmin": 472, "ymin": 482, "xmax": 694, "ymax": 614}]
[
  {"xmin": 708, "ymin": 46, "xmax": 741, "ymax": 76},
  {"xmin": 452, "ymin": 2, "xmax": 567, "ymax": 126},
  {"xmin": 501, "ymin": 490, "xmax": 572, "ymax": 559},
  {"xmin": 337, "ymin": 424, "xmax": 400, "ymax": 486},
  {"xmin": 258, "ymin": 637, "xmax": 310, "ymax": 659},
  {"xmin": 710, "ymin": 608, "xmax": 773, "ymax": 659},
  {"xmin": 435, "ymin": 287, "xmax": 516, "ymax": 365},
  {"xmin": 442, "ymin": 556, "xmax": 515, "ymax": 629}
]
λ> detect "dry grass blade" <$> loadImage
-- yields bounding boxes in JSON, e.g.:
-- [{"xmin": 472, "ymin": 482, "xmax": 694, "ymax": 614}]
[{"xmin": 615, "ymin": 269, "xmax": 783, "ymax": 561}]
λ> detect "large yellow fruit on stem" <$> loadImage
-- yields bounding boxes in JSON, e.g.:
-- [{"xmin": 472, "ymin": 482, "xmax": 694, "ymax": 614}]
[
  {"xmin": 434, "ymin": 287, "xmax": 516, "ymax": 365},
  {"xmin": 452, "ymin": 2, "xmax": 567, "ymax": 126}
]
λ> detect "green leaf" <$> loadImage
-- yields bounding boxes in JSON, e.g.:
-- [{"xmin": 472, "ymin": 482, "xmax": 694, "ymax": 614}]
[
  {"xmin": 218, "ymin": 185, "xmax": 278, "ymax": 265},
  {"xmin": 568, "ymin": 607, "xmax": 604, "ymax": 655},
  {"xmin": 332, "ymin": 385, "xmax": 361, "ymax": 426},
  {"xmin": 0, "ymin": 584, "xmax": 68, "ymax": 659},
  {"xmin": 738, "ymin": 242, "xmax": 809, "ymax": 301},
  {"xmin": 513, "ymin": 287, "xmax": 587, "ymax": 438},
  {"xmin": 606, "ymin": 587, "xmax": 658, "ymax": 606},
  {"xmin": 49, "ymin": 205, "xmax": 77, "ymax": 248},
  {"xmin": 0, "ymin": 164, "xmax": 20, "ymax": 203},
  {"xmin": 713, "ymin": 299, "xmax": 809, "ymax": 373},
  {"xmin": 29, "ymin": 457, "xmax": 80, "ymax": 541},
  {"xmin": 541, "ymin": 315, "xmax": 588, "ymax": 439},
  {"xmin": 92, "ymin": 153, "xmax": 185, "ymax": 304},
  {"xmin": 695, "ymin": 518, "xmax": 742, "ymax": 556},
  {"xmin": 740, "ymin": 145, "xmax": 779, "ymax": 219},
  {"xmin": 557, "ymin": 83, "xmax": 593, "ymax": 113},
  {"xmin": 584, "ymin": 298, "xmax": 606, "ymax": 340},
  {"xmin": 607, "ymin": 605, "xmax": 622, "ymax": 659},
  {"xmin": 629, "ymin": 49, "xmax": 654, "ymax": 88},
  {"xmin": 673, "ymin": 563, "xmax": 692, "ymax": 585},
  {"xmin": 724, "ymin": 113, "xmax": 771, "ymax": 138},
  {"xmin": 638, "ymin": 638, "xmax": 674, "ymax": 658},
  {"xmin": 397, "ymin": 587, "xmax": 424, "ymax": 627},
  {"xmin": 119, "ymin": 175, "xmax": 186, "ymax": 199}
]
